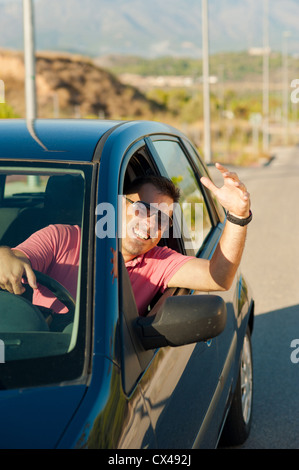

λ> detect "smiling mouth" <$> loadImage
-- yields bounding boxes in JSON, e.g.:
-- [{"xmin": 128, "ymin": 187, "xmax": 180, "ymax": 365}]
[{"xmin": 132, "ymin": 226, "xmax": 150, "ymax": 240}]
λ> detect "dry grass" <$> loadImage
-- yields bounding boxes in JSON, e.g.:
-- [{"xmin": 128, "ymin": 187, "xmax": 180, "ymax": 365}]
[{"xmin": 0, "ymin": 49, "xmax": 165, "ymax": 119}]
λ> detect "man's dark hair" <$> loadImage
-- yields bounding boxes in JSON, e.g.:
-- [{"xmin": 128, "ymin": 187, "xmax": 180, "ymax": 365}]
[{"xmin": 124, "ymin": 175, "xmax": 180, "ymax": 203}]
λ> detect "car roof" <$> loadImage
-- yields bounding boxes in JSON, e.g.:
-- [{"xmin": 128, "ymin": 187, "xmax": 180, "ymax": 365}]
[
  {"xmin": 0, "ymin": 118, "xmax": 186, "ymax": 164},
  {"xmin": 0, "ymin": 119, "xmax": 124, "ymax": 162}
]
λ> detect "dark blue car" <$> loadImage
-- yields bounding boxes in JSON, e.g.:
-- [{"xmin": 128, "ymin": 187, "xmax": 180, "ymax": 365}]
[{"xmin": 0, "ymin": 119, "xmax": 254, "ymax": 449}]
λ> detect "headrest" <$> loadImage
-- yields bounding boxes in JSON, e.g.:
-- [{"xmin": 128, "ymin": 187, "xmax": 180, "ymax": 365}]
[{"xmin": 45, "ymin": 174, "xmax": 84, "ymax": 225}]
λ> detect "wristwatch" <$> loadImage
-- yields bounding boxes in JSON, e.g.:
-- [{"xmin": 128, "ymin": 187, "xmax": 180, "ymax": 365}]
[{"xmin": 226, "ymin": 210, "xmax": 252, "ymax": 226}]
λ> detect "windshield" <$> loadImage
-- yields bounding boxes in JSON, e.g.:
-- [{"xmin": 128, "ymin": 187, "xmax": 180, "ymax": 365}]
[{"xmin": 0, "ymin": 163, "xmax": 93, "ymax": 390}]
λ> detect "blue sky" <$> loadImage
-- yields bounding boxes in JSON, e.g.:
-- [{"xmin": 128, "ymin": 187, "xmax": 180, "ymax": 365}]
[{"xmin": 0, "ymin": 0, "xmax": 298, "ymax": 57}]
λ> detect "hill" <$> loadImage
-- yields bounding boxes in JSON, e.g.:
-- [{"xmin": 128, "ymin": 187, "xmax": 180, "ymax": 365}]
[
  {"xmin": 96, "ymin": 51, "xmax": 299, "ymax": 85},
  {"xmin": 0, "ymin": 49, "xmax": 164, "ymax": 119}
]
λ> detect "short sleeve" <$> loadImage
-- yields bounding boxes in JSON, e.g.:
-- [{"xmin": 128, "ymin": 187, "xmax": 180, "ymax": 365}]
[
  {"xmin": 14, "ymin": 225, "xmax": 59, "ymax": 272},
  {"xmin": 151, "ymin": 246, "xmax": 194, "ymax": 291}
]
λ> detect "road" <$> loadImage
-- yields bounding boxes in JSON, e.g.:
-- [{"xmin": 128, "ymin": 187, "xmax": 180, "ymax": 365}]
[{"xmin": 210, "ymin": 146, "xmax": 299, "ymax": 449}]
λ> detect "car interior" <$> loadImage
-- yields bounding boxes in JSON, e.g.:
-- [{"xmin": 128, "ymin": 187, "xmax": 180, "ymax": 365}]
[
  {"xmin": 0, "ymin": 171, "xmax": 85, "ymax": 362},
  {"xmin": 0, "ymin": 173, "xmax": 84, "ymax": 248}
]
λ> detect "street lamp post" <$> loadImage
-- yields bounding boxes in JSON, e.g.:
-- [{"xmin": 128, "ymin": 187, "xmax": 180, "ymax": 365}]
[
  {"xmin": 262, "ymin": 0, "xmax": 270, "ymax": 154},
  {"xmin": 23, "ymin": 0, "xmax": 40, "ymax": 189},
  {"xmin": 23, "ymin": 0, "xmax": 37, "ymax": 120},
  {"xmin": 202, "ymin": 0, "xmax": 212, "ymax": 164},
  {"xmin": 282, "ymin": 31, "xmax": 291, "ymax": 145}
]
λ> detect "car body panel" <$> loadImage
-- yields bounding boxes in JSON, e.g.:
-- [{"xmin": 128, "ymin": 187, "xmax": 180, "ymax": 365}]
[
  {"xmin": 0, "ymin": 119, "xmax": 121, "ymax": 161},
  {"xmin": 0, "ymin": 385, "xmax": 86, "ymax": 448},
  {"xmin": 57, "ymin": 355, "xmax": 156, "ymax": 449}
]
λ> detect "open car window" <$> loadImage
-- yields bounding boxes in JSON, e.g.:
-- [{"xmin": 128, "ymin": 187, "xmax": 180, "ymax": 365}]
[
  {"xmin": 117, "ymin": 139, "xmax": 212, "ymax": 392},
  {"xmin": 151, "ymin": 139, "xmax": 213, "ymax": 255}
]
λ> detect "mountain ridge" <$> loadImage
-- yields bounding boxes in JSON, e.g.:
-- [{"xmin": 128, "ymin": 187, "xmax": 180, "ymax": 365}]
[{"xmin": 0, "ymin": 0, "xmax": 298, "ymax": 58}]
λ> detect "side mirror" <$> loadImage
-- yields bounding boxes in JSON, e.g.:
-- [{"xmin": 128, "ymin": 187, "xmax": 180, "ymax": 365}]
[{"xmin": 135, "ymin": 294, "xmax": 227, "ymax": 350}]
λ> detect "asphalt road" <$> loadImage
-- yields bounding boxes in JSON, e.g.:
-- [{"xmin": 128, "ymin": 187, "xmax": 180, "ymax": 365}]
[{"xmin": 210, "ymin": 146, "xmax": 299, "ymax": 449}]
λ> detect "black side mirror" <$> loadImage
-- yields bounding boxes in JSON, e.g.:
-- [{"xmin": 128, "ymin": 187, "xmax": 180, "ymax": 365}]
[{"xmin": 135, "ymin": 294, "xmax": 227, "ymax": 350}]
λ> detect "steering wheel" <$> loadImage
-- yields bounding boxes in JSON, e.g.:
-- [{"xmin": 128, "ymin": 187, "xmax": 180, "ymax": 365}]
[
  {"xmin": 33, "ymin": 270, "xmax": 76, "ymax": 316},
  {"xmin": 0, "ymin": 270, "xmax": 75, "ymax": 333}
]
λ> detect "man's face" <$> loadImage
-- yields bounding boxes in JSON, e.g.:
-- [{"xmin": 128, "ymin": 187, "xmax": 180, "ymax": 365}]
[{"xmin": 121, "ymin": 183, "xmax": 174, "ymax": 261}]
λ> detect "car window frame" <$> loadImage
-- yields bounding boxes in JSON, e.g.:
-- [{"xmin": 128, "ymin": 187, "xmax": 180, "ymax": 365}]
[
  {"xmin": 116, "ymin": 135, "xmax": 224, "ymax": 396},
  {"xmin": 0, "ymin": 160, "xmax": 95, "ymax": 390},
  {"xmin": 118, "ymin": 138, "xmax": 192, "ymax": 395}
]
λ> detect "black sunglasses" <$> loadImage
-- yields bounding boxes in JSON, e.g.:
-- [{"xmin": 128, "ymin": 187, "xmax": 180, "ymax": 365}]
[{"xmin": 125, "ymin": 197, "xmax": 173, "ymax": 229}]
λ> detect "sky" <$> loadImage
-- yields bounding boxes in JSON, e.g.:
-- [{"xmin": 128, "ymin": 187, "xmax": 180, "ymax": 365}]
[{"xmin": 0, "ymin": 0, "xmax": 298, "ymax": 57}]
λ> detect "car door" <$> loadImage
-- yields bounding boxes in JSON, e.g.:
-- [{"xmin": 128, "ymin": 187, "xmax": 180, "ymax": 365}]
[{"xmin": 118, "ymin": 136, "xmax": 226, "ymax": 448}]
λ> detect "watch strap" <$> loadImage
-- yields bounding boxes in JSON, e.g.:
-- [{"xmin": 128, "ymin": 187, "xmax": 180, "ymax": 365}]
[{"xmin": 226, "ymin": 210, "xmax": 252, "ymax": 226}]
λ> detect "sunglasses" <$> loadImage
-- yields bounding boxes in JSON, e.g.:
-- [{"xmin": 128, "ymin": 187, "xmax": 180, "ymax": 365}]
[{"xmin": 125, "ymin": 197, "xmax": 173, "ymax": 230}]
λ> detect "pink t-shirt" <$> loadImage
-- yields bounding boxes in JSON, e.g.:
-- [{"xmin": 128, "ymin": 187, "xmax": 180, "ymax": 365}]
[
  {"xmin": 125, "ymin": 246, "xmax": 194, "ymax": 316},
  {"xmin": 15, "ymin": 224, "xmax": 193, "ymax": 317},
  {"xmin": 15, "ymin": 224, "xmax": 81, "ymax": 314}
]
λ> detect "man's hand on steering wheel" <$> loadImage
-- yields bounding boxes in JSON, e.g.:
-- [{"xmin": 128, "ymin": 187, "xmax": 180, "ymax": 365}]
[{"xmin": 0, "ymin": 247, "xmax": 37, "ymax": 295}]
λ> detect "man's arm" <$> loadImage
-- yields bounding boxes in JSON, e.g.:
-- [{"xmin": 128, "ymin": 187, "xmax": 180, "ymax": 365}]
[
  {"xmin": 168, "ymin": 163, "xmax": 251, "ymax": 292},
  {"xmin": 0, "ymin": 247, "xmax": 37, "ymax": 295}
]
